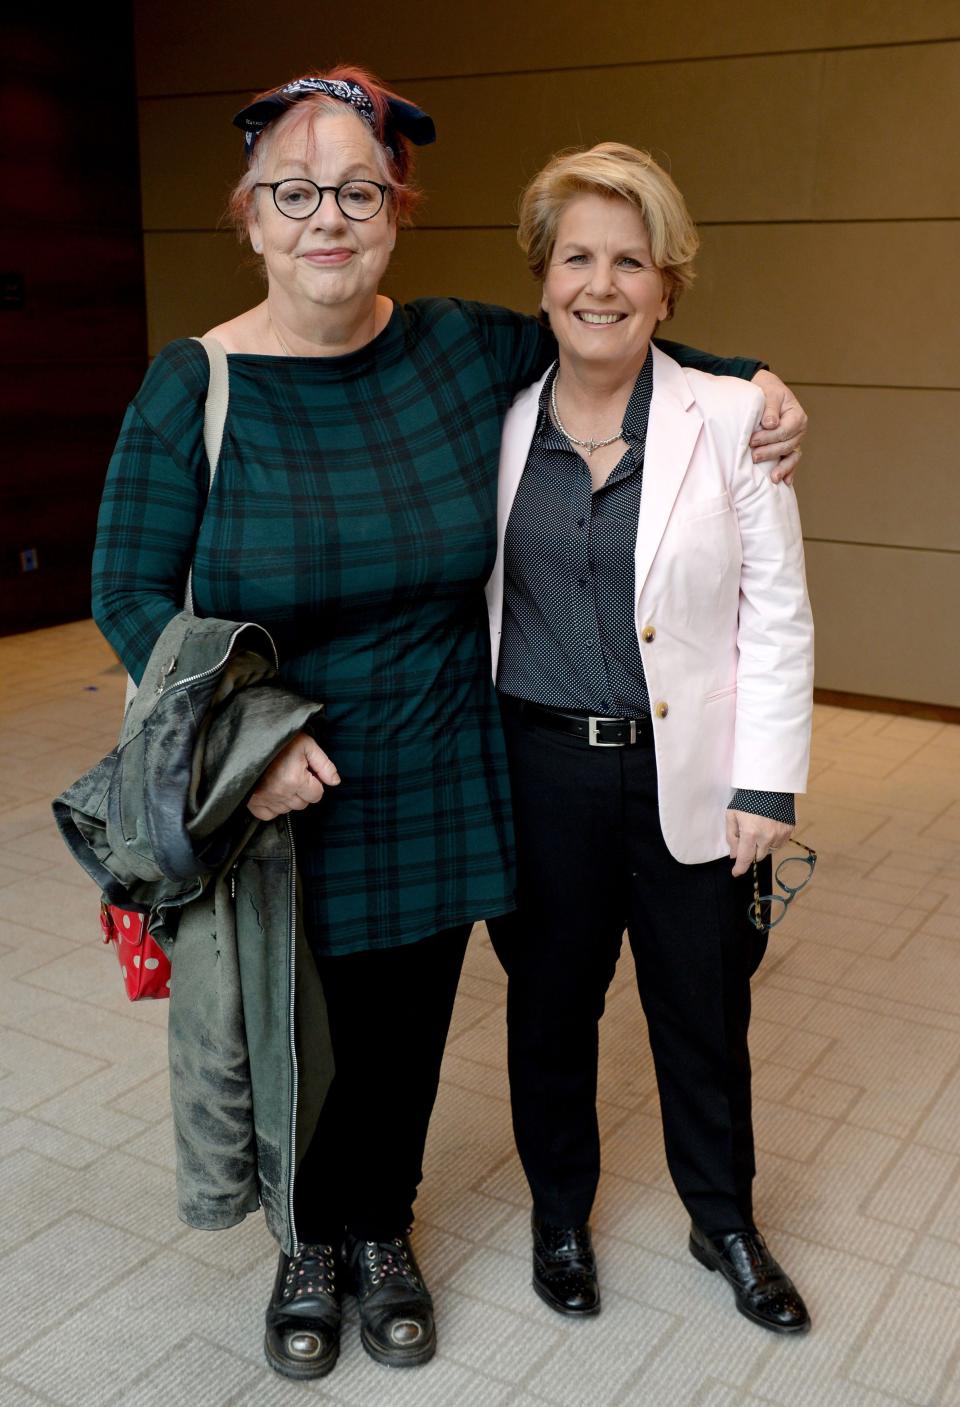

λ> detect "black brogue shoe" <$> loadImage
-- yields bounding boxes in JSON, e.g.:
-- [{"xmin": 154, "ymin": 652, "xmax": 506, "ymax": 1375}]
[
  {"xmin": 532, "ymin": 1214, "xmax": 600, "ymax": 1316},
  {"xmin": 264, "ymin": 1242, "xmax": 341, "ymax": 1379},
  {"xmin": 343, "ymin": 1230, "xmax": 436, "ymax": 1368},
  {"xmin": 689, "ymin": 1224, "xmax": 811, "ymax": 1334}
]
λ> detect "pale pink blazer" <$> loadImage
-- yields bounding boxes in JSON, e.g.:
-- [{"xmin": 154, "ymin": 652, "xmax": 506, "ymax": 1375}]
[{"xmin": 485, "ymin": 344, "xmax": 815, "ymax": 864}]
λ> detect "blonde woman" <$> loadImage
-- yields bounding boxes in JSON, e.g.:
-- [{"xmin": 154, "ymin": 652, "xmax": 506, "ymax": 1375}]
[{"xmin": 487, "ymin": 144, "xmax": 814, "ymax": 1334}]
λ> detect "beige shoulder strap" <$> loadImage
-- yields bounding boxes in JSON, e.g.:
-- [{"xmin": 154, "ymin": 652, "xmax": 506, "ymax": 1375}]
[
  {"xmin": 194, "ymin": 335, "xmax": 230, "ymax": 490},
  {"xmin": 184, "ymin": 335, "xmax": 230, "ymax": 614}
]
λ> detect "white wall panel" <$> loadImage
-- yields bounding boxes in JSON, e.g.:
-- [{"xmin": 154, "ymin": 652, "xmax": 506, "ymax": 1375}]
[
  {"xmin": 797, "ymin": 388, "xmax": 960, "ymax": 553},
  {"xmin": 667, "ymin": 222, "xmax": 960, "ymax": 389},
  {"xmin": 140, "ymin": 55, "xmax": 823, "ymax": 231},
  {"xmin": 138, "ymin": 43, "xmax": 960, "ymax": 231},
  {"xmin": 144, "ymin": 234, "xmax": 264, "ymax": 351},
  {"xmin": 134, "ymin": 0, "xmax": 960, "ymax": 95},
  {"xmin": 814, "ymin": 44, "xmax": 960, "ymax": 218},
  {"xmin": 804, "ymin": 542, "xmax": 960, "ymax": 704},
  {"xmin": 139, "ymin": 96, "xmax": 242, "ymax": 232}
]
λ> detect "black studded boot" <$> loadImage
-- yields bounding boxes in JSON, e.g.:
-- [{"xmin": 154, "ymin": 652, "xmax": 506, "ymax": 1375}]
[
  {"xmin": 264, "ymin": 1242, "xmax": 341, "ymax": 1379},
  {"xmin": 343, "ymin": 1230, "xmax": 436, "ymax": 1367}
]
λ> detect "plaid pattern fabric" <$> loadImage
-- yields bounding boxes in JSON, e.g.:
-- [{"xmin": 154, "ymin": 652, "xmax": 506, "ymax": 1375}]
[{"xmin": 92, "ymin": 298, "xmax": 764, "ymax": 954}]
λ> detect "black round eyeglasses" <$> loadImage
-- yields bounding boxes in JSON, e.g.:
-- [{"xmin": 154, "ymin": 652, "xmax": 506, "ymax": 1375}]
[
  {"xmin": 748, "ymin": 839, "xmax": 817, "ymax": 932},
  {"xmin": 254, "ymin": 179, "xmax": 388, "ymax": 222}
]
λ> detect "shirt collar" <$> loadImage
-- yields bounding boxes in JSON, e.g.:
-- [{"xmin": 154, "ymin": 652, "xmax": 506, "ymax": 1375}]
[
  {"xmin": 534, "ymin": 363, "xmax": 563, "ymax": 444},
  {"xmin": 621, "ymin": 348, "xmax": 653, "ymax": 443}
]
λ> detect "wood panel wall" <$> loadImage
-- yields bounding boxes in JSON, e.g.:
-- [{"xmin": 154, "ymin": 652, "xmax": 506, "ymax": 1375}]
[
  {"xmin": 133, "ymin": 0, "xmax": 960, "ymax": 705},
  {"xmin": 1, "ymin": 10, "xmax": 148, "ymax": 636}
]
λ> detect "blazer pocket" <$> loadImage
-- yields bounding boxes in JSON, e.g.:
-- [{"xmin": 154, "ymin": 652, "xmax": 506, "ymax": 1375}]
[
  {"xmin": 704, "ymin": 683, "xmax": 737, "ymax": 702},
  {"xmin": 682, "ymin": 493, "xmax": 732, "ymax": 522}
]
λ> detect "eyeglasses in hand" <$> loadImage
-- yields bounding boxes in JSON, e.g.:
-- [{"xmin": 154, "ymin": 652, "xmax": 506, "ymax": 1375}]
[{"xmin": 748, "ymin": 839, "xmax": 817, "ymax": 932}]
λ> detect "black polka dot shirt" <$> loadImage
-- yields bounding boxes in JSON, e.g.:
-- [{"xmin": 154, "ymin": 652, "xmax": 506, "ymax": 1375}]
[{"xmin": 497, "ymin": 354, "xmax": 794, "ymax": 826}]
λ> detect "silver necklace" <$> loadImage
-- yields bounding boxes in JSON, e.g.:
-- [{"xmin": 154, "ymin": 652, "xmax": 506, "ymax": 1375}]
[
  {"xmin": 550, "ymin": 367, "xmax": 623, "ymax": 456},
  {"xmin": 268, "ymin": 314, "xmax": 294, "ymax": 357}
]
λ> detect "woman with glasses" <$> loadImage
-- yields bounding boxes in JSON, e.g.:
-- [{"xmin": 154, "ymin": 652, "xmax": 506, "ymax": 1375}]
[
  {"xmin": 91, "ymin": 67, "xmax": 808, "ymax": 1381},
  {"xmin": 486, "ymin": 144, "xmax": 815, "ymax": 1336}
]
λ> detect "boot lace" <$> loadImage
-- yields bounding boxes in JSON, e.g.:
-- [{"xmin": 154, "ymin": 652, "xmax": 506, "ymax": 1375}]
[
  {"xmin": 281, "ymin": 1242, "xmax": 338, "ymax": 1302},
  {"xmin": 362, "ymin": 1236, "xmax": 422, "ymax": 1290}
]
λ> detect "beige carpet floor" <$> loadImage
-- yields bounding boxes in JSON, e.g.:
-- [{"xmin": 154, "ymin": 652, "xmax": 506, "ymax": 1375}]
[{"xmin": 1, "ymin": 620, "xmax": 959, "ymax": 1407}]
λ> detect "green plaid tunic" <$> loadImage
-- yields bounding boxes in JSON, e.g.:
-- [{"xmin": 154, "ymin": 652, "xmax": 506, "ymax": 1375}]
[{"xmin": 92, "ymin": 298, "xmax": 761, "ymax": 955}]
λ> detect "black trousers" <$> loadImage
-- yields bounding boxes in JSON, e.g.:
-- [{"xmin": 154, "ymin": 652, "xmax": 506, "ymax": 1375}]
[
  {"xmin": 294, "ymin": 923, "xmax": 472, "ymax": 1243},
  {"xmin": 489, "ymin": 706, "xmax": 769, "ymax": 1237}
]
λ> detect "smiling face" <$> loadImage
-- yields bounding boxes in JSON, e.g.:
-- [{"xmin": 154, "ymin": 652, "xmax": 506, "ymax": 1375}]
[
  {"xmin": 246, "ymin": 108, "xmax": 396, "ymax": 319},
  {"xmin": 541, "ymin": 192, "xmax": 669, "ymax": 376}
]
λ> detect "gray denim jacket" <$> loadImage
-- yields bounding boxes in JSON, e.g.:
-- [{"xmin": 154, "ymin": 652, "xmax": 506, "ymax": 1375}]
[{"xmin": 54, "ymin": 613, "xmax": 333, "ymax": 1253}]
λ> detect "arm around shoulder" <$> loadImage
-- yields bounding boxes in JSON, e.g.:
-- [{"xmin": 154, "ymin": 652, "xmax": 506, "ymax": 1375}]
[
  {"xmin": 654, "ymin": 335, "xmax": 764, "ymax": 382},
  {"xmin": 453, "ymin": 299, "xmax": 556, "ymax": 391}
]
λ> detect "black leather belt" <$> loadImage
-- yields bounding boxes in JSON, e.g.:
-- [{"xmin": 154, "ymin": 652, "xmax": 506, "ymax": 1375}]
[{"xmin": 501, "ymin": 696, "xmax": 653, "ymax": 747}]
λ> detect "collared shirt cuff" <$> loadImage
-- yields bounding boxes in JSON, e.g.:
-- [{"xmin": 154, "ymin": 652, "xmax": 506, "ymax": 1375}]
[{"xmin": 729, "ymin": 790, "xmax": 796, "ymax": 825}]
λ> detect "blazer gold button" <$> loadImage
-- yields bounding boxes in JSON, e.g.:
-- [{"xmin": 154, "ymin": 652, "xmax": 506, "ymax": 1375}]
[
  {"xmin": 641, "ymin": 626, "xmax": 656, "ymax": 643},
  {"xmin": 654, "ymin": 700, "xmax": 669, "ymax": 719}
]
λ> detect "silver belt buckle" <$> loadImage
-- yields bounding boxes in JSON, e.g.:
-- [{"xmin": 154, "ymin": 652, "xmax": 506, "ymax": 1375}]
[{"xmin": 588, "ymin": 715, "xmax": 636, "ymax": 747}]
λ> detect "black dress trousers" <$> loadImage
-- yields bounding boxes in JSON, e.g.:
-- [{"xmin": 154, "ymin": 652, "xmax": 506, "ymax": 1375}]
[{"xmin": 489, "ymin": 705, "xmax": 770, "ymax": 1237}]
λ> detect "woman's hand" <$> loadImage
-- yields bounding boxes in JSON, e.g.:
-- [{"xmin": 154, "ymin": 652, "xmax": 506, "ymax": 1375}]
[
  {"xmin": 247, "ymin": 732, "xmax": 341, "ymax": 821},
  {"xmin": 749, "ymin": 371, "xmax": 808, "ymax": 486},
  {"xmin": 726, "ymin": 809, "xmax": 794, "ymax": 878}
]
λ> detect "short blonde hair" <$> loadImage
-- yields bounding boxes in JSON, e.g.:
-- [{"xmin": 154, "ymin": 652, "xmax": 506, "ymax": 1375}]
[{"xmin": 517, "ymin": 143, "xmax": 699, "ymax": 319}]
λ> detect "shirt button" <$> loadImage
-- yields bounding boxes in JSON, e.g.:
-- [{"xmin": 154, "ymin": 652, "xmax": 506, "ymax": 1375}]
[
  {"xmin": 641, "ymin": 625, "xmax": 656, "ymax": 643},
  {"xmin": 579, "ymin": 578, "xmax": 587, "ymax": 588},
  {"xmin": 654, "ymin": 700, "xmax": 669, "ymax": 719},
  {"xmin": 577, "ymin": 518, "xmax": 586, "ymax": 529},
  {"xmin": 586, "ymin": 639, "xmax": 594, "ymax": 648}
]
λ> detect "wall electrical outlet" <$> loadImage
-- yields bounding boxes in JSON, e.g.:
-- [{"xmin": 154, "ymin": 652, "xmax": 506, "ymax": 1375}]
[{"xmin": 19, "ymin": 548, "xmax": 39, "ymax": 572}]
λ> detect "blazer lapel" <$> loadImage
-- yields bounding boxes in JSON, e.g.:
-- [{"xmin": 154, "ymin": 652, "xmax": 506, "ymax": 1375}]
[
  {"xmin": 496, "ymin": 371, "xmax": 548, "ymax": 550},
  {"xmin": 634, "ymin": 345, "xmax": 703, "ymax": 602},
  {"xmin": 485, "ymin": 369, "xmax": 549, "ymax": 676}
]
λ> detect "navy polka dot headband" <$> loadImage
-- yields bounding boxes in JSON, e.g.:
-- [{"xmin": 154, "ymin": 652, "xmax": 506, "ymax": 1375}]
[{"xmin": 233, "ymin": 77, "xmax": 436, "ymax": 161}]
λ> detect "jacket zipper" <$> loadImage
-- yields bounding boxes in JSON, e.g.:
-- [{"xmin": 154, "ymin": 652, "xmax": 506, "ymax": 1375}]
[
  {"xmin": 161, "ymin": 624, "xmax": 280, "ymax": 696},
  {"xmin": 284, "ymin": 814, "xmax": 300, "ymax": 1249}
]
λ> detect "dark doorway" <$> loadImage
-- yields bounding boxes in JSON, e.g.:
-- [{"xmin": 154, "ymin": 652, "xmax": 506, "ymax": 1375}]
[{"xmin": 1, "ymin": 6, "xmax": 148, "ymax": 636}]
